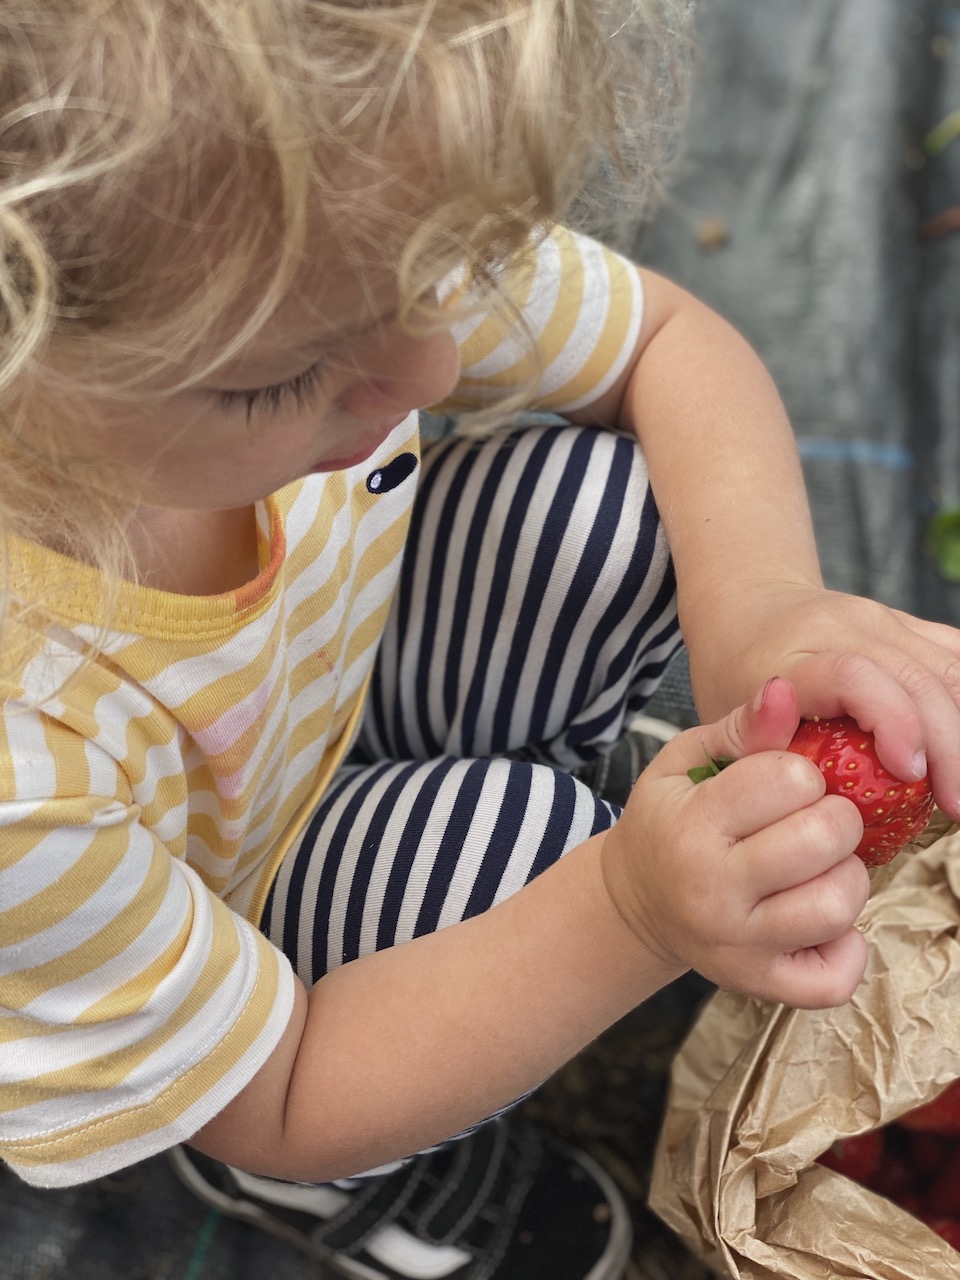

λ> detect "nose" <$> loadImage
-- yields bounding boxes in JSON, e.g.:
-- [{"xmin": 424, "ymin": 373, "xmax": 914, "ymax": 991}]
[{"xmin": 337, "ymin": 326, "xmax": 460, "ymax": 421}]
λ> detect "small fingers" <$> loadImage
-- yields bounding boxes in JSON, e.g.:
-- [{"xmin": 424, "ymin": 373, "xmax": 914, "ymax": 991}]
[
  {"xmin": 731, "ymin": 791, "xmax": 864, "ymax": 900},
  {"xmin": 836, "ymin": 650, "xmax": 960, "ymax": 819},
  {"xmin": 884, "ymin": 652, "xmax": 960, "ymax": 819},
  {"xmin": 791, "ymin": 650, "xmax": 926, "ymax": 776},
  {"xmin": 761, "ymin": 928, "xmax": 869, "ymax": 1009},
  {"xmin": 746, "ymin": 847, "xmax": 870, "ymax": 951},
  {"xmin": 692, "ymin": 748, "xmax": 826, "ymax": 846},
  {"xmin": 789, "ymin": 633, "xmax": 960, "ymax": 819}
]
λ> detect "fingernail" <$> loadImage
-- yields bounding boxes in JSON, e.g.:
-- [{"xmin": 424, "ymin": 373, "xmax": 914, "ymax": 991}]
[
  {"xmin": 910, "ymin": 751, "xmax": 927, "ymax": 781},
  {"xmin": 752, "ymin": 676, "xmax": 780, "ymax": 712}
]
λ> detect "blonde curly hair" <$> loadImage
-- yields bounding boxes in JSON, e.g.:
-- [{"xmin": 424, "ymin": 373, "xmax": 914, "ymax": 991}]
[{"xmin": 0, "ymin": 0, "xmax": 690, "ymax": 630}]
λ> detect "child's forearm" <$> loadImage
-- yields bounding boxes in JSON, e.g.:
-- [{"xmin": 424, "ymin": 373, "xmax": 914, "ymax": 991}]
[
  {"xmin": 190, "ymin": 682, "xmax": 874, "ymax": 1180},
  {"xmin": 188, "ymin": 833, "xmax": 683, "ymax": 1182},
  {"xmin": 594, "ymin": 268, "xmax": 960, "ymax": 811},
  {"xmin": 620, "ymin": 271, "xmax": 825, "ymax": 717}
]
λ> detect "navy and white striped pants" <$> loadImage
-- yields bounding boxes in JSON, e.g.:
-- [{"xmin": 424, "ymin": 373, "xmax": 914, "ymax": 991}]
[{"xmin": 261, "ymin": 421, "xmax": 681, "ymax": 1143}]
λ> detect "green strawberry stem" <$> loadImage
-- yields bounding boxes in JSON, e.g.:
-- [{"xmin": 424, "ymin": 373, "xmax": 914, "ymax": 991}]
[{"xmin": 687, "ymin": 749, "xmax": 735, "ymax": 784}]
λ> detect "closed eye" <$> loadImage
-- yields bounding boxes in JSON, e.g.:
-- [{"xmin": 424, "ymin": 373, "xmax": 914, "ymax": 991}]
[{"xmin": 217, "ymin": 359, "xmax": 329, "ymax": 421}]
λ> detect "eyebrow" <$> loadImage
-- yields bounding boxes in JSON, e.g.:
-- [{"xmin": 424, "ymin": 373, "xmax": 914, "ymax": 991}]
[
  {"xmin": 211, "ymin": 308, "xmax": 401, "ymax": 386},
  {"xmin": 304, "ymin": 308, "xmax": 399, "ymax": 356}
]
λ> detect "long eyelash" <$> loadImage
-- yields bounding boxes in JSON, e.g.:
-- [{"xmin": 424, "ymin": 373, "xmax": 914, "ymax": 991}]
[{"xmin": 219, "ymin": 360, "xmax": 328, "ymax": 421}]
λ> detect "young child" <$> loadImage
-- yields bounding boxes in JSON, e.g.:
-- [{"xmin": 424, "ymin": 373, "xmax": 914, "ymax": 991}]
[{"xmin": 3, "ymin": 4, "xmax": 960, "ymax": 1278}]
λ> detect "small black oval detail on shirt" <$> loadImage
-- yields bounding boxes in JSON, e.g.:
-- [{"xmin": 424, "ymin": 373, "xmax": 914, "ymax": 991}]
[{"xmin": 366, "ymin": 452, "xmax": 418, "ymax": 494}]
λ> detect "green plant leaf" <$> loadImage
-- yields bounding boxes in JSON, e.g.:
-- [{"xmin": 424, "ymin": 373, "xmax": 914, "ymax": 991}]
[
  {"xmin": 927, "ymin": 508, "xmax": 960, "ymax": 583},
  {"xmin": 925, "ymin": 109, "xmax": 960, "ymax": 158}
]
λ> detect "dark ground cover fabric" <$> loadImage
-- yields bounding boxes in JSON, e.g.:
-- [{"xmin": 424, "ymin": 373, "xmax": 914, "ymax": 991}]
[
  {"xmin": 646, "ymin": 0, "xmax": 960, "ymax": 734},
  {"xmin": 5, "ymin": 2, "xmax": 960, "ymax": 1276}
]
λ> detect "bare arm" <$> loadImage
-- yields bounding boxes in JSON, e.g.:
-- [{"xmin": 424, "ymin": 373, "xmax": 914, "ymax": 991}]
[
  {"xmin": 571, "ymin": 267, "xmax": 960, "ymax": 815},
  {"xmin": 191, "ymin": 265, "xmax": 892, "ymax": 1184},
  {"xmin": 189, "ymin": 833, "xmax": 680, "ymax": 1181},
  {"xmin": 189, "ymin": 685, "xmax": 867, "ymax": 1182}
]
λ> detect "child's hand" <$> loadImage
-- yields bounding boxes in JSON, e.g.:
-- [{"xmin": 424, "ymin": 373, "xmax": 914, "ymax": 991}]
[
  {"xmin": 600, "ymin": 676, "xmax": 870, "ymax": 1009},
  {"xmin": 686, "ymin": 583, "xmax": 960, "ymax": 823}
]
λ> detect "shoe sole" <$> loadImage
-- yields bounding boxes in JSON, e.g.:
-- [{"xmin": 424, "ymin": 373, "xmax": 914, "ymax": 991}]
[
  {"xmin": 624, "ymin": 714, "xmax": 682, "ymax": 743},
  {"xmin": 167, "ymin": 1147, "xmax": 386, "ymax": 1279},
  {"xmin": 169, "ymin": 1144, "xmax": 633, "ymax": 1280},
  {"xmin": 563, "ymin": 1146, "xmax": 634, "ymax": 1280}
]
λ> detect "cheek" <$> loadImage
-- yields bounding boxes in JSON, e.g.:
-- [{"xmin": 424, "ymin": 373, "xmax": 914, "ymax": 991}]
[{"xmin": 119, "ymin": 403, "xmax": 311, "ymax": 493}]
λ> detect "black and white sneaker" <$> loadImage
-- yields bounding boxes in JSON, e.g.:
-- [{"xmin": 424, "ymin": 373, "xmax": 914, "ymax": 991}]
[{"xmin": 168, "ymin": 1117, "xmax": 632, "ymax": 1279}]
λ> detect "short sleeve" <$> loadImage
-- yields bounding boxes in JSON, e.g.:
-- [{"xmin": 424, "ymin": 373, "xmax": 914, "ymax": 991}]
[
  {"xmin": 437, "ymin": 225, "xmax": 644, "ymax": 416},
  {"xmin": 0, "ymin": 706, "xmax": 295, "ymax": 1188}
]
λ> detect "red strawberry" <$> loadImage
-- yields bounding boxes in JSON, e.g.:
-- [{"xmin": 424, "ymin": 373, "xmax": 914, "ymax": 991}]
[
  {"xmin": 899, "ymin": 1080, "xmax": 960, "ymax": 1136},
  {"xmin": 922, "ymin": 1217, "xmax": 960, "ymax": 1251},
  {"xmin": 870, "ymin": 1150, "xmax": 916, "ymax": 1201},
  {"xmin": 895, "ymin": 1192, "xmax": 925, "ymax": 1217},
  {"xmin": 786, "ymin": 717, "xmax": 934, "ymax": 867},
  {"xmin": 906, "ymin": 1130, "xmax": 952, "ymax": 1178},
  {"xmin": 924, "ymin": 1148, "xmax": 960, "ymax": 1218},
  {"xmin": 816, "ymin": 1131, "xmax": 885, "ymax": 1185}
]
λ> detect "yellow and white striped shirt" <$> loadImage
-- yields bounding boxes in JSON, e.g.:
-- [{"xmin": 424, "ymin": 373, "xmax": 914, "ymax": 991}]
[{"xmin": 0, "ymin": 227, "xmax": 643, "ymax": 1185}]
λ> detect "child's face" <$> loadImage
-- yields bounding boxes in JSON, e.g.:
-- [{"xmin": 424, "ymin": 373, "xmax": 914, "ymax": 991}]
[{"xmin": 46, "ymin": 258, "xmax": 461, "ymax": 512}]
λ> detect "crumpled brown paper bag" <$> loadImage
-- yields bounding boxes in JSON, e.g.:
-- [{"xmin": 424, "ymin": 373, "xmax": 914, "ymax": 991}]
[{"xmin": 649, "ymin": 810, "xmax": 960, "ymax": 1280}]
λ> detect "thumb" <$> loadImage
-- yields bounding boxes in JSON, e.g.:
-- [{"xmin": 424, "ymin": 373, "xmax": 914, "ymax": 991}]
[
  {"xmin": 712, "ymin": 674, "xmax": 801, "ymax": 759},
  {"xmin": 663, "ymin": 676, "xmax": 801, "ymax": 778}
]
